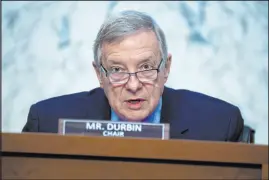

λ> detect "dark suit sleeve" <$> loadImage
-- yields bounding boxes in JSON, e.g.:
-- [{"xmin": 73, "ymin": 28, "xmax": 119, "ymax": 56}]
[
  {"xmin": 227, "ymin": 107, "xmax": 244, "ymax": 142},
  {"xmin": 22, "ymin": 104, "xmax": 39, "ymax": 132}
]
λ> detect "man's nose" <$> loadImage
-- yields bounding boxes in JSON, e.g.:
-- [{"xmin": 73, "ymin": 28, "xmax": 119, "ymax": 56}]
[{"xmin": 125, "ymin": 74, "xmax": 142, "ymax": 93}]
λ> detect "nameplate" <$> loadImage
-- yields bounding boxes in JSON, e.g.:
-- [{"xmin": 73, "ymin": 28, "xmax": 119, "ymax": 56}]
[{"xmin": 58, "ymin": 119, "xmax": 169, "ymax": 140}]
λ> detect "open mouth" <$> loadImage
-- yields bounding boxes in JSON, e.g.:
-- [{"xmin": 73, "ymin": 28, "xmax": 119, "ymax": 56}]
[
  {"xmin": 126, "ymin": 98, "xmax": 145, "ymax": 105},
  {"xmin": 125, "ymin": 99, "xmax": 145, "ymax": 110}
]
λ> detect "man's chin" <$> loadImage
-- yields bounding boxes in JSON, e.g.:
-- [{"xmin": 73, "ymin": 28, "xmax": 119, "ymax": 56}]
[
  {"xmin": 121, "ymin": 111, "xmax": 149, "ymax": 122},
  {"xmin": 125, "ymin": 118, "xmax": 145, "ymax": 122}
]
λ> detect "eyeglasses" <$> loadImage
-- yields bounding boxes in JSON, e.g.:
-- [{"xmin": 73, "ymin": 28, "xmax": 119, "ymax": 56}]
[{"xmin": 100, "ymin": 59, "xmax": 164, "ymax": 85}]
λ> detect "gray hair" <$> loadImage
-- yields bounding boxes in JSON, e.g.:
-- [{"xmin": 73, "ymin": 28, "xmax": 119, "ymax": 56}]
[{"xmin": 93, "ymin": 10, "xmax": 168, "ymax": 68}]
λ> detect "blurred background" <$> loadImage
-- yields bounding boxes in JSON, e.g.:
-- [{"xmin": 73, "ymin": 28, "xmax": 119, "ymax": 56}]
[{"xmin": 2, "ymin": 1, "xmax": 268, "ymax": 144}]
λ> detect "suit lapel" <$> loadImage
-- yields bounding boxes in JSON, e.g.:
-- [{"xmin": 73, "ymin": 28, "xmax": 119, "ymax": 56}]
[
  {"xmin": 161, "ymin": 87, "xmax": 190, "ymax": 139},
  {"xmin": 85, "ymin": 88, "xmax": 111, "ymax": 121}
]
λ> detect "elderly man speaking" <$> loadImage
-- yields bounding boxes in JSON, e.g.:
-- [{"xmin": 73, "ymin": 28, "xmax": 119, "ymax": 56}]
[{"xmin": 22, "ymin": 10, "xmax": 244, "ymax": 142}]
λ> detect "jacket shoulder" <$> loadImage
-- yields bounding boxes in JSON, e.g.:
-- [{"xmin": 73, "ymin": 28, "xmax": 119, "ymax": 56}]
[
  {"xmin": 31, "ymin": 88, "xmax": 105, "ymax": 119},
  {"xmin": 167, "ymin": 87, "xmax": 239, "ymax": 112},
  {"xmin": 23, "ymin": 88, "xmax": 106, "ymax": 132}
]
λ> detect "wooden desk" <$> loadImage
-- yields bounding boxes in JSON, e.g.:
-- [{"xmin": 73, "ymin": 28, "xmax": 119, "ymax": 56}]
[{"xmin": 2, "ymin": 133, "xmax": 268, "ymax": 179}]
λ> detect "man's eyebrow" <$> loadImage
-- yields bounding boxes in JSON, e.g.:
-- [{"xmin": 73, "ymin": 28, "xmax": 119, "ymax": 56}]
[
  {"xmin": 106, "ymin": 59, "xmax": 125, "ymax": 65},
  {"xmin": 138, "ymin": 58, "xmax": 158, "ymax": 65},
  {"xmin": 106, "ymin": 57, "xmax": 157, "ymax": 66}
]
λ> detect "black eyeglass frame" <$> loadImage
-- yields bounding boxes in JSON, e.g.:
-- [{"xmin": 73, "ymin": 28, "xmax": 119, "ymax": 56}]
[{"xmin": 100, "ymin": 58, "xmax": 164, "ymax": 84}]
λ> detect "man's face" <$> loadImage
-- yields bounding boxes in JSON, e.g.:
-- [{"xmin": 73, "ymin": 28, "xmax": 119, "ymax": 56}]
[{"xmin": 94, "ymin": 30, "xmax": 171, "ymax": 121}]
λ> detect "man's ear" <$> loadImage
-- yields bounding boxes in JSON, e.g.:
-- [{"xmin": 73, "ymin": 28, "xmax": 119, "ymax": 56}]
[
  {"xmin": 92, "ymin": 61, "xmax": 103, "ymax": 88},
  {"xmin": 164, "ymin": 53, "xmax": 172, "ymax": 83}
]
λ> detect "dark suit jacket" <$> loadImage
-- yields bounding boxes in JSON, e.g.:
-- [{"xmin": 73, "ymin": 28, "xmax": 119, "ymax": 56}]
[{"xmin": 22, "ymin": 87, "xmax": 244, "ymax": 142}]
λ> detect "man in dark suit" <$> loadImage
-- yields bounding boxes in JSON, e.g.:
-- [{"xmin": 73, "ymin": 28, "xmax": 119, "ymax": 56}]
[{"xmin": 22, "ymin": 10, "xmax": 244, "ymax": 142}]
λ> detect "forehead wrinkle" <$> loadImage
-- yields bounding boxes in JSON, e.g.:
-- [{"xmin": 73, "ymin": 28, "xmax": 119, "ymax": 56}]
[{"xmin": 101, "ymin": 31, "xmax": 161, "ymax": 66}]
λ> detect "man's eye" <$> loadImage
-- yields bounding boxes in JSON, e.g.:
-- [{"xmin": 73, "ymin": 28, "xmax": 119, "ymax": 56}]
[
  {"xmin": 110, "ymin": 67, "xmax": 124, "ymax": 73},
  {"xmin": 141, "ymin": 64, "xmax": 153, "ymax": 70}
]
